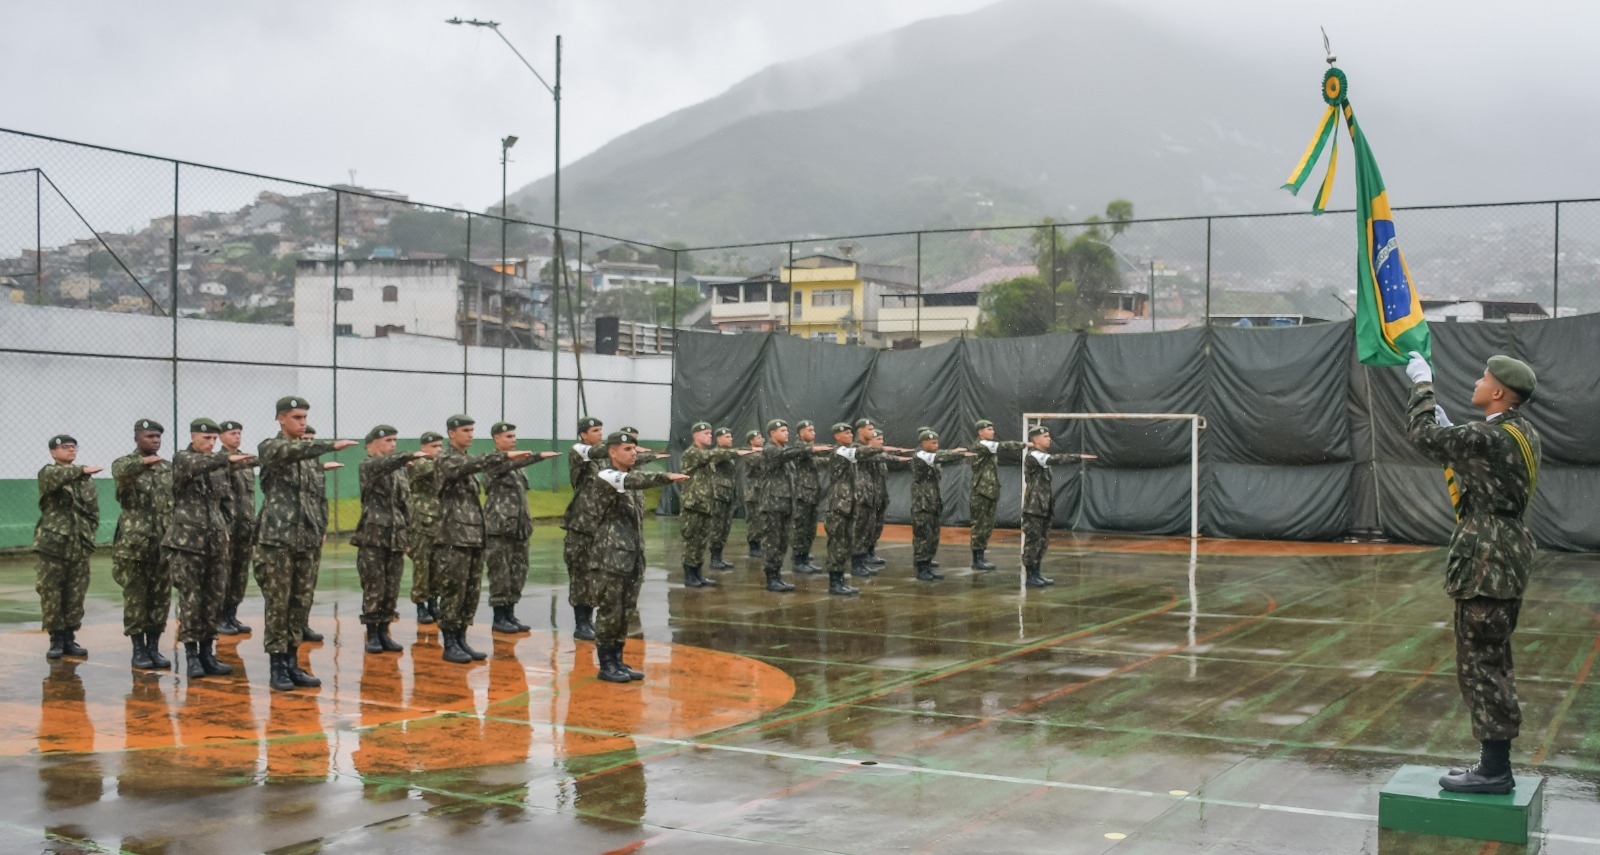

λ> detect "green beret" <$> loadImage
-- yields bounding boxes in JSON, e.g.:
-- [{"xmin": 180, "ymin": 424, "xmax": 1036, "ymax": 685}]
[
  {"xmin": 577, "ymin": 416, "xmax": 602, "ymax": 433},
  {"xmin": 604, "ymin": 430, "xmax": 633, "ymax": 446},
  {"xmin": 365, "ymin": 424, "xmax": 398, "ymax": 443},
  {"xmin": 765, "ymin": 418, "xmax": 788, "ymax": 433},
  {"xmin": 854, "ymin": 417, "xmax": 875, "ymax": 429},
  {"xmin": 796, "ymin": 419, "xmax": 815, "ymax": 430},
  {"xmin": 1027, "ymin": 425, "xmax": 1050, "ymax": 439},
  {"xmin": 831, "ymin": 422, "xmax": 853, "ymax": 435},
  {"xmin": 218, "ymin": 420, "xmax": 241, "ymax": 433},
  {"xmin": 190, "ymin": 418, "xmax": 222, "ymax": 434},
  {"xmin": 48, "ymin": 434, "xmax": 77, "ymax": 450},
  {"xmin": 713, "ymin": 427, "xmax": 733, "ymax": 437},
  {"xmin": 134, "ymin": 418, "xmax": 164, "ymax": 434},
  {"xmin": 618, "ymin": 425, "xmax": 640, "ymax": 437},
  {"xmin": 446, "ymin": 414, "xmax": 474, "ymax": 431},
  {"xmin": 1487, "ymin": 355, "xmax": 1537, "ymax": 402},
  {"xmin": 744, "ymin": 429, "xmax": 762, "ymax": 442},
  {"xmin": 419, "ymin": 431, "xmax": 444, "ymax": 445},
  {"xmin": 275, "ymin": 395, "xmax": 308, "ymax": 413},
  {"xmin": 974, "ymin": 419, "xmax": 994, "ymax": 431},
  {"xmin": 690, "ymin": 421, "xmax": 712, "ymax": 433},
  {"xmin": 918, "ymin": 429, "xmax": 939, "ymax": 442},
  {"xmin": 491, "ymin": 421, "xmax": 516, "ymax": 436}
]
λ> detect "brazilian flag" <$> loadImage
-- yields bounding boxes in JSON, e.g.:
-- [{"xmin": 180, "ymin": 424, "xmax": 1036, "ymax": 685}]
[{"xmin": 1283, "ymin": 68, "xmax": 1431, "ymax": 366}]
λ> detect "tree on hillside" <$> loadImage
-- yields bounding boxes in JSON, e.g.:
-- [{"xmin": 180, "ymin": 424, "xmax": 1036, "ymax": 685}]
[
  {"xmin": 1028, "ymin": 199, "xmax": 1134, "ymax": 331},
  {"xmin": 975, "ymin": 275, "xmax": 1054, "ymax": 338}
]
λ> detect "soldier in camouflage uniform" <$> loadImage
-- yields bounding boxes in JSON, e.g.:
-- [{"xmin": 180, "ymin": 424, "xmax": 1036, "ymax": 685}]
[
  {"xmin": 707, "ymin": 427, "xmax": 740, "ymax": 569},
  {"xmin": 568, "ymin": 431, "xmax": 688, "ymax": 683},
  {"xmin": 849, "ymin": 419, "xmax": 886, "ymax": 566},
  {"xmin": 968, "ymin": 418, "xmax": 1029, "ymax": 570},
  {"xmin": 1021, "ymin": 425, "xmax": 1095, "ymax": 588},
  {"xmin": 407, "ymin": 431, "xmax": 445, "ymax": 625},
  {"xmin": 216, "ymin": 420, "xmax": 256, "ymax": 636},
  {"xmin": 483, "ymin": 421, "xmax": 561, "ymax": 634},
  {"xmin": 1405, "ymin": 352, "xmax": 1542, "ymax": 795},
  {"xmin": 563, "ymin": 416, "xmax": 609, "ymax": 641},
  {"xmin": 789, "ymin": 420, "xmax": 827, "ymax": 574},
  {"xmin": 164, "ymin": 418, "xmax": 254, "ymax": 680},
  {"xmin": 756, "ymin": 419, "xmax": 832, "ymax": 592},
  {"xmin": 740, "ymin": 430, "xmax": 765, "ymax": 557},
  {"xmin": 112, "ymin": 419, "xmax": 174, "ymax": 670},
  {"xmin": 299, "ymin": 424, "xmax": 334, "ymax": 643},
  {"xmin": 351, "ymin": 425, "xmax": 431, "ymax": 656},
  {"xmin": 434, "ymin": 414, "xmax": 533, "ymax": 663},
  {"xmin": 35, "ymin": 434, "xmax": 101, "ymax": 660},
  {"xmin": 255, "ymin": 396, "xmax": 356, "ymax": 691},
  {"xmin": 679, "ymin": 421, "xmax": 752, "ymax": 587},
  {"xmin": 821, "ymin": 423, "xmax": 885, "ymax": 593},
  {"xmin": 908, "ymin": 429, "xmax": 974, "ymax": 581}
]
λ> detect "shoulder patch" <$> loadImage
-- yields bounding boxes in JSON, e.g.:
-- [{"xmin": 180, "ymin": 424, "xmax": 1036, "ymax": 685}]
[{"xmin": 598, "ymin": 469, "xmax": 629, "ymax": 493}]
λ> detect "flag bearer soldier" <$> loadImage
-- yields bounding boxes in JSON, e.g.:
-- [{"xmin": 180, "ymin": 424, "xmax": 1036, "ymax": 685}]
[
  {"xmin": 112, "ymin": 419, "xmax": 174, "ymax": 670},
  {"xmin": 216, "ymin": 420, "xmax": 256, "ymax": 635},
  {"xmin": 256, "ymin": 397, "xmax": 356, "ymax": 690},
  {"xmin": 563, "ymin": 416, "xmax": 607, "ymax": 641},
  {"xmin": 789, "ymin": 420, "xmax": 827, "ymax": 574},
  {"xmin": 1020, "ymin": 426, "xmax": 1096, "ymax": 587},
  {"xmin": 707, "ymin": 427, "xmax": 740, "ymax": 569},
  {"xmin": 968, "ymin": 418, "xmax": 1028, "ymax": 570},
  {"xmin": 908, "ymin": 429, "xmax": 975, "ymax": 581},
  {"xmin": 822, "ymin": 422, "xmax": 892, "ymax": 592},
  {"xmin": 569, "ymin": 431, "xmax": 688, "ymax": 683},
  {"xmin": 757, "ymin": 419, "xmax": 832, "ymax": 592},
  {"xmin": 483, "ymin": 421, "xmax": 561, "ymax": 633},
  {"xmin": 35, "ymin": 435, "xmax": 101, "ymax": 660},
  {"xmin": 351, "ymin": 425, "xmax": 431, "ymax": 654},
  {"xmin": 165, "ymin": 418, "xmax": 254, "ymax": 680},
  {"xmin": 434, "ymin": 414, "xmax": 534, "ymax": 663},
  {"xmin": 298, "ymin": 424, "xmax": 335, "ymax": 643},
  {"xmin": 1404, "ymin": 351, "xmax": 1542, "ymax": 795},
  {"xmin": 740, "ymin": 429, "xmax": 766, "ymax": 557},
  {"xmin": 678, "ymin": 421, "xmax": 753, "ymax": 588},
  {"xmin": 407, "ymin": 431, "xmax": 446, "ymax": 624}
]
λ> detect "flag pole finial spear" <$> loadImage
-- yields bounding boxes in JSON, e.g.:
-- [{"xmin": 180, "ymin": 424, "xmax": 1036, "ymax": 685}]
[{"xmin": 1321, "ymin": 26, "xmax": 1337, "ymax": 65}]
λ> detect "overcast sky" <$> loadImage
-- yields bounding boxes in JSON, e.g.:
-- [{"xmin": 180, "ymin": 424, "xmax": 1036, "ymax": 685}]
[{"xmin": 5, "ymin": 0, "xmax": 1596, "ymax": 214}]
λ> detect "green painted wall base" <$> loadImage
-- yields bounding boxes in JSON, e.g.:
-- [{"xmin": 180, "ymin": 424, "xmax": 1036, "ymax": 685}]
[{"xmin": 1379, "ymin": 764, "xmax": 1544, "ymax": 845}]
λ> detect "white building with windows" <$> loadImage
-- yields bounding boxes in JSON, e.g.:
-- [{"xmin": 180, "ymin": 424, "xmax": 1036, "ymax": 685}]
[{"xmin": 293, "ymin": 258, "xmax": 542, "ymax": 347}]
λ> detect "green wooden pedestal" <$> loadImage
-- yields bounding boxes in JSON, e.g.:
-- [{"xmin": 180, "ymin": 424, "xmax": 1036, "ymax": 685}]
[{"xmin": 1379, "ymin": 765, "xmax": 1544, "ymax": 845}]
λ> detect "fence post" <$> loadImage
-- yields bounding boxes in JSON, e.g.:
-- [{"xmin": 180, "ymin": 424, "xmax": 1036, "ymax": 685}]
[
  {"xmin": 549, "ymin": 227, "xmax": 560, "ymax": 491},
  {"xmin": 1553, "ymin": 201, "xmax": 1562, "ymax": 317},
  {"xmin": 499, "ymin": 210, "xmax": 507, "ymax": 421},
  {"xmin": 1049, "ymin": 225, "xmax": 1058, "ymax": 326},
  {"xmin": 34, "ymin": 169, "xmax": 42, "ymax": 305},
  {"xmin": 786, "ymin": 241, "xmax": 795, "ymax": 335},
  {"xmin": 1204, "ymin": 217, "xmax": 1212, "ymax": 323},
  {"xmin": 671, "ymin": 249, "xmax": 679, "ymax": 368},
  {"xmin": 463, "ymin": 215, "xmax": 471, "ymax": 411},
  {"xmin": 331, "ymin": 190, "xmax": 342, "ymax": 533},
  {"xmin": 915, "ymin": 232, "xmax": 922, "ymax": 344},
  {"xmin": 170, "ymin": 163, "xmax": 180, "ymax": 432}
]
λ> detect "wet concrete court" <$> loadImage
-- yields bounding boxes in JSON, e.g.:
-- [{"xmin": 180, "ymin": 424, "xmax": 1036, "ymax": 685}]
[{"xmin": 2, "ymin": 521, "xmax": 1598, "ymax": 854}]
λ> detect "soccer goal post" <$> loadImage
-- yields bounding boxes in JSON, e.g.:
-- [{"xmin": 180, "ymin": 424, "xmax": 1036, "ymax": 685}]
[{"xmin": 1020, "ymin": 412, "xmax": 1208, "ymax": 541}]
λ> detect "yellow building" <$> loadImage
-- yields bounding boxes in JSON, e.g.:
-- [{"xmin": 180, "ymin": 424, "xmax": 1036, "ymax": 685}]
[{"xmin": 781, "ymin": 255, "xmax": 916, "ymax": 347}]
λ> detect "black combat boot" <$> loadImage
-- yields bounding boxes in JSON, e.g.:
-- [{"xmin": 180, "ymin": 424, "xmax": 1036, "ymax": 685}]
[
  {"xmin": 457, "ymin": 631, "xmax": 488, "ymax": 661},
  {"xmin": 765, "ymin": 570, "xmax": 796, "ymax": 592},
  {"xmin": 828, "ymin": 571, "xmax": 859, "ymax": 596},
  {"xmin": 184, "ymin": 642, "xmax": 205, "ymax": 679},
  {"xmin": 416, "ymin": 601, "xmax": 436, "ymax": 625},
  {"xmin": 915, "ymin": 561, "xmax": 944, "ymax": 581},
  {"xmin": 285, "ymin": 644, "xmax": 322, "ymax": 687},
  {"xmin": 597, "ymin": 643, "xmax": 632, "ymax": 683},
  {"xmin": 709, "ymin": 547, "xmax": 733, "ymax": 570},
  {"xmin": 747, "ymin": 539, "xmax": 763, "ymax": 559},
  {"xmin": 850, "ymin": 555, "xmax": 875, "ymax": 578},
  {"xmin": 865, "ymin": 553, "xmax": 886, "ymax": 566},
  {"xmin": 619, "ymin": 647, "xmax": 644, "ymax": 681},
  {"xmin": 301, "ymin": 625, "xmax": 324, "ymax": 643},
  {"xmin": 491, "ymin": 605, "xmax": 521, "ymax": 634},
  {"xmin": 972, "ymin": 549, "xmax": 996, "ymax": 570},
  {"xmin": 378, "ymin": 624, "xmax": 403, "ymax": 652},
  {"xmin": 791, "ymin": 553, "xmax": 819, "ymax": 574},
  {"xmin": 365, "ymin": 623, "xmax": 386, "ymax": 653},
  {"xmin": 60, "ymin": 630, "xmax": 87, "ymax": 658},
  {"xmin": 267, "ymin": 652, "xmax": 295, "ymax": 691},
  {"xmin": 46, "ymin": 630, "xmax": 65, "ymax": 660},
  {"xmin": 131, "ymin": 634, "xmax": 155, "ymax": 670},
  {"xmin": 1440, "ymin": 739, "xmax": 1515, "ymax": 794},
  {"xmin": 1025, "ymin": 564, "xmax": 1054, "ymax": 588},
  {"xmin": 217, "ymin": 610, "xmax": 243, "ymax": 636},
  {"xmin": 684, "ymin": 563, "xmax": 717, "ymax": 588},
  {"xmin": 144, "ymin": 632, "xmax": 172, "ymax": 670},
  {"xmin": 441, "ymin": 629, "xmax": 473, "ymax": 664},
  {"xmin": 198, "ymin": 639, "xmax": 232, "ymax": 676},
  {"xmin": 573, "ymin": 606, "xmax": 597, "ymax": 641},
  {"xmin": 229, "ymin": 609, "xmax": 252, "ymax": 634},
  {"xmin": 507, "ymin": 606, "xmax": 530, "ymax": 632}
]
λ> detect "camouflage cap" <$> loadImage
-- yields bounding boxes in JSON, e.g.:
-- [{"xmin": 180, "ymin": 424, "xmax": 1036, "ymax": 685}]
[
  {"xmin": 618, "ymin": 425, "xmax": 640, "ymax": 437},
  {"xmin": 218, "ymin": 420, "xmax": 242, "ymax": 433},
  {"xmin": 690, "ymin": 421, "xmax": 712, "ymax": 433},
  {"xmin": 765, "ymin": 418, "xmax": 788, "ymax": 433},
  {"xmin": 604, "ymin": 430, "xmax": 634, "ymax": 446},
  {"xmin": 974, "ymin": 419, "xmax": 995, "ymax": 431},
  {"xmin": 490, "ymin": 421, "xmax": 516, "ymax": 437},
  {"xmin": 853, "ymin": 417, "xmax": 875, "ymax": 429},
  {"xmin": 275, "ymin": 395, "xmax": 309, "ymax": 413},
  {"xmin": 446, "ymin": 414, "xmax": 475, "ymax": 431},
  {"xmin": 831, "ymin": 422, "xmax": 853, "ymax": 435},
  {"xmin": 419, "ymin": 431, "xmax": 445, "ymax": 445},
  {"xmin": 1027, "ymin": 425, "xmax": 1050, "ymax": 439},
  {"xmin": 744, "ymin": 429, "xmax": 762, "ymax": 442},
  {"xmin": 190, "ymin": 417, "xmax": 223, "ymax": 434},
  {"xmin": 713, "ymin": 426, "xmax": 733, "ymax": 437},
  {"xmin": 134, "ymin": 418, "xmax": 165, "ymax": 434},
  {"xmin": 577, "ymin": 416, "xmax": 602, "ymax": 433},
  {"xmin": 918, "ymin": 429, "xmax": 939, "ymax": 442},
  {"xmin": 365, "ymin": 424, "xmax": 399, "ymax": 443},
  {"xmin": 796, "ymin": 419, "xmax": 815, "ymax": 430},
  {"xmin": 48, "ymin": 434, "xmax": 77, "ymax": 449},
  {"xmin": 1487, "ymin": 355, "xmax": 1537, "ymax": 402}
]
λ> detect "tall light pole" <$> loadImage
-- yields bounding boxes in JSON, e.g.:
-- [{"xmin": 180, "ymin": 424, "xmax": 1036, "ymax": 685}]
[{"xmin": 500, "ymin": 134, "xmax": 517, "ymax": 417}]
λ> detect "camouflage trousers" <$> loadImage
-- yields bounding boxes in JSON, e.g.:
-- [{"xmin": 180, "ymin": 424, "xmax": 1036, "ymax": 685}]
[
  {"xmin": 792, "ymin": 500, "xmax": 819, "ymax": 558},
  {"xmin": 408, "ymin": 525, "xmax": 437, "ymax": 605},
  {"xmin": 852, "ymin": 501, "xmax": 879, "ymax": 555},
  {"xmin": 711, "ymin": 499, "xmax": 734, "ymax": 551},
  {"xmin": 872, "ymin": 500, "xmax": 887, "ymax": 549},
  {"xmin": 1021, "ymin": 513, "xmax": 1050, "ymax": 566},
  {"xmin": 168, "ymin": 548, "xmax": 227, "ymax": 644},
  {"xmin": 223, "ymin": 524, "xmax": 254, "ymax": 614},
  {"xmin": 357, "ymin": 545, "xmax": 405, "ymax": 625},
  {"xmin": 824, "ymin": 510, "xmax": 855, "ymax": 574},
  {"xmin": 682, "ymin": 508, "xmax": 716, "ymax": 568},
  {"xmin": 254, "ymin": 545, "xmax": 319, "ymax": 654},
  {"xmin": 432, "ymin": 544, "xmax": 483, "ymax": 631},
  {"xmin": 912, "ymin": 509, "xmax": 941, "ymax": 563},
  {"xmin": 565, "ymin": 532, "xmax": 600, "ymax": 608},
  {"xmin": 762, "ymin": 511, "xmax": 792, "ymax": 575},
  {"xmin": 114, "ymin": 551, "xmax": 171, "ymax": 637},
  {"xmin": 484, "ymin": 535, "xmax": 529, "ymax": 607},
  {"xmin": 1455, "ymin": 596, "xmax": 1523, "ymax": 741},
  {"xmin": 592, "ymin": 571, "xmax": 643, "ymax": 647},
  {"xmin": 36, "ymin": 552, "xmax": 91, "ymax": 632},
  {"xmin": 743, "ymin": 500, "xmax": 767, "ymax": 546},
  {"xmin": 970, "ymin": 493, "xmax": 998, "ymax": 551}
]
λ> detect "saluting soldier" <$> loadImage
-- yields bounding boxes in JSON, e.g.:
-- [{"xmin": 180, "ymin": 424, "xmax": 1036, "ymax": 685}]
[
  {"xmin": 563, "ymin": 416, "xmax": 607, "ymax": 641},
  {"xmin": 433, "ymin": 414, "xmax": 533, "ymax": 663},
  {"xmin": 850, "ymin": 419, "xmax": 888, "ymax": 567},
  {"xmin": 407, "ymin": 431, "xmax": 446, "ymax": 624},
  {"xmin": 35, "ymin": 434, "xmax": 101, "ymax": 660},
  {"xmin": 968, "ymin": 418, "xmax": 1028, "ymax": 570},
  {"xmin": 483, "ymin": 421, "xmax": 561, "ymax": 634},
  {"xmin": 351, "ymin": 425, "xmax": 431, "ymax": 655},
  {"xmin": 740, "ymin": 429, "xmax": 766, "ymax": 557},
  {"xmin": 789, "ymin": 420, "xmax": 827, "ymax": 574},
  {"xmin": 1404, "ymin": 351, "xmax": 1542, "ymax": 795},
  {"xmin": 865, "ymin": 429, "xmax": 897, "ymax": 566},
  {"xmin": 568, "ymin": 431, "xmax": 688, "ymax": 683},
  {"xmin": 256, "ymin": 397, "xmax": 356, "ymax": 691},
  {"xmin": 112, "ymin": 419, "xmax": 174, "ymax": 670},
  {"xmin": 908, "ymin": 428, "xmax": 974, "ymax": 581},
  {"xmin": 216, "ymin": 420, "xmax": 256, "ymax": 635},
  {"xmin": 678, "ymin": 421, "xmax": 753, "ymax": 587},
  {"xmin": 706, "ymin": 427, "xmax": 740, "ymax": 569},
  {"xmin": 298, "ymin": 424, "xmax": 335, "ymax": 644},
  {"xmin": 1020, "ymin": 425, "xmax": 1095, "ymax": 588},
  {"xmin": 164, "ymin": 418, "xmax": 254, "ymax": 680},
  {"xmin": 756, "ymin": 419, "xmax": 832, "ymax": 592},
  {"xmin": 821, "ymin": 422, "xmax": 880, "ymax": 593}
]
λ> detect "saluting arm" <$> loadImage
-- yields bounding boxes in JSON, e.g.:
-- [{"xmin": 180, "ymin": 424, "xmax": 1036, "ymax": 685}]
[{"xmin": 39, "ymin": 464, "xmax": 92, "ymax": 492}]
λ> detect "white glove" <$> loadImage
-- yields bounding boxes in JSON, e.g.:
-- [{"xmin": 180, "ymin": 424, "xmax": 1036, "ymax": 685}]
[
  {"xmin": 1405, "ymin": 351, "xmax": 1432, "ymax": 384},
  {"xmin": 1434, "ymin": 405, "xmax": 1452, "ymax": 427}
]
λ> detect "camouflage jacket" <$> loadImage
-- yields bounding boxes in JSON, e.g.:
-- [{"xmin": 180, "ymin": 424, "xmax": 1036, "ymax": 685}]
[
  {"xmin": 351, "ymin": 451, "xmax": 414, "ymax": 550},
  {"xmin": 758, "ymin": 441, "xmax": 812, "ymax": 513},
  {"xmin": 255, "ymin": 433, "xmax": 339, "ymax": 551},
  {"xmin": 563, "ymin": 442, "xmax": 657, "ymax": 527},
  {"xmin": 434, "ymin": 444, "xmax": 504, "ymax": 548},
  {"xmin": 221, "ymin": 445, "xmax": 257, "ymax": 533},
  {"xmin": 1407, "ymin": 382, "xmax": 1542, "ymax": 600},
  {"xmin": 112, "ymin": 450, "xmax": 173, "ymax": 560},
  {"xmin": 711, "ymin": 449, "xmax": 738, "ymax": 504},
  {"xmin": 569, "ymin": 468, "xmax": 677, "ymax": 579},
  {"xmin": 1022, "ymin": 450, "xmax": 1079, "ymax": 519},
  {"xmin": 679, "ymin": 445, "xmax": 741, "ymax": 512},
  {"xmin": 970, "ymin": 440, "xmax": 1028, "ymax": 501},
  {"xmin": 860, "ymin": 455, "xmax": 897, "ymax": 509},
  {"xmin": 792, "ymin": 442, "xmax": 826, "ymax": 504},
  {"xmin": 407, "ymin": 457, "xmax": 442, "ymax": 531},
  {"xmin": 484, "ymin": 452, "xmax": 541, "ymax": 540},
  {"xmin": 740, "ymin": 452, "xmax": 764, "ymax": 505},
  {"xmin": 911, "ymin": 450, "xmax": 967, "ymax": 515},
  {"xmin": 824, "ymin": 444, "xmax": 885, "ymax": 517},
  {"xmin": 34, "ymin": 464, "xmax": 99, "ymax": 558},
  {"xmin": 161, "ymin": 446, "xmax": 234, "ymax": 555}
]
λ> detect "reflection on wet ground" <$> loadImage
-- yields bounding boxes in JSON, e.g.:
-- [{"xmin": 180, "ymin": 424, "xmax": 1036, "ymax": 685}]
[{"xmin": 1, "ymin": 522, "xmax": 1596, "ymax": 853}]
